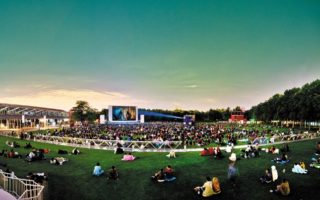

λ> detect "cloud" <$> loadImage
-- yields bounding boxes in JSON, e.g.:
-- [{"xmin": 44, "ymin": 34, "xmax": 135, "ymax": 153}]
[
  {"xmin": 185, "ymin": 84, "xmax": 198, "ymax": 88},
  {"xmin": 0, "ymin": 89, "xmax": 149, "ymax": 111}
]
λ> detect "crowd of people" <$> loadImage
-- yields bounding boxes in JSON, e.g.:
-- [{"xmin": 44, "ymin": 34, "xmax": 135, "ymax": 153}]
[{"xmin": 17, "ymin": 122, "xmax": 308, "ymax": 149}]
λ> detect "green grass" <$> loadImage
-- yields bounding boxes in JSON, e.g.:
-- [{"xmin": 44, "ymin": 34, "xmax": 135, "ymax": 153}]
[{"xmin": 0, "ymin": 136, "xmax": 319, "ymax": 200}]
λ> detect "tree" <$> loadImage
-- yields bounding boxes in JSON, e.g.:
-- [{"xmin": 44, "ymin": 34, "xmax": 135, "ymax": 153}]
[{"xmin": 71, "ymin": 101, "xmax": 98, "ymax": 123}]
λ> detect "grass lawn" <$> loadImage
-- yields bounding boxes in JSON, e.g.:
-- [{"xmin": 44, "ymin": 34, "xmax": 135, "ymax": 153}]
[{"xmin": 0, "ymin": 136, "xmax": 319, "ymax": 200}]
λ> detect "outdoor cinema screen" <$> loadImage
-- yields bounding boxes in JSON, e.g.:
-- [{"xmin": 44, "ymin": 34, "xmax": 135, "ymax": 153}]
[{"xmin": 111, "ymin": 106, "xmax": 137, "ymax": 121}]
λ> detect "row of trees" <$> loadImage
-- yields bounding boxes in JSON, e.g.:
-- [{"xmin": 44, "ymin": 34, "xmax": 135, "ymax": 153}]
[
  {"xmin": 71, "ymin": 79, "xmax": 319, "ymax": 123},
  {"xmin": 246, "ymin": 79, "xmax": 320, "ymax": 122}
]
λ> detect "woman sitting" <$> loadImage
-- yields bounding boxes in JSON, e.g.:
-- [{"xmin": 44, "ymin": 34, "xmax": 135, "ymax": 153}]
[
  {"xmin": 194, "ymin": 176, "xmax": 221, "ymax": 198},
  {"xmin": 292, "ymin": 163, "xmax": 308, "ymax": 174},
  {"xmin": 50, "ymin": 157, "xmax": 68, "ymax": 165},
  {"xmin": 121, "ymin": 152, "xmax": 136, "ymax": 161},
  {"xmin": 92, "ymin": 162, "xmax": 104, "ymax": 176},
  {"xmin": 166, "ymin": 150, "xmax": 176, "ymax": 158},
  {"xmin": 260, "ymin": 168, "xmax": 272, "ymax": 183},
  {"xmin": 270, "ymin": 178, "xmax": 290, "ymax": 196}
]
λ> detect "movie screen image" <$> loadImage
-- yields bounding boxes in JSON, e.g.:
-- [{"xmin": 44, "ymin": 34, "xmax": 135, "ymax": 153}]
[{"xmin": 112, "ymin": 106, "xmax": 137, "ymax": 121}]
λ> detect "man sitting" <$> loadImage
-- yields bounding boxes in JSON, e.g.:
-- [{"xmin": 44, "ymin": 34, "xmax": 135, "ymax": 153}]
[
  {"xmin": 92, "ymin": 162, "xmax": 104, "ymax": 176},
  {"xmin": 107, "ymin": 166, "xmax": 119, "ymax": 180},
  {"xmin": 260, "ymin": 168, "xmax": 272, "ymax": 183}
]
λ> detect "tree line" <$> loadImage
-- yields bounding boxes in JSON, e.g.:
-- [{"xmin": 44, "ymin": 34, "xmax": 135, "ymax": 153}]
[
  {"xmin": 246, "ymin": 79, "xmax": 320, "ymax": 122},
  {"xmin": 71, "ymin": 79, "xmax": 320, "ymax": 123}
]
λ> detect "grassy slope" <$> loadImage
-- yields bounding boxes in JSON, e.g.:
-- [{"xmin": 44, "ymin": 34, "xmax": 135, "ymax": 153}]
[{"xmin": 0, "ymin": 136, "xmax": 319, "ymax": 200}]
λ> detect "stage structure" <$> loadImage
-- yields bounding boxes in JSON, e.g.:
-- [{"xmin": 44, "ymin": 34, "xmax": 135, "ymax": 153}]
[
  {"xmin": 0, "ymin": 103, "xmax": 68, "ymax": 130},
  {"xmin": 108, "ymin": 106, "xmax": 138, "ymax": 123},
  {"xmin": 183, "ymin": 115, "xmax": 195, "ymax": 125}
]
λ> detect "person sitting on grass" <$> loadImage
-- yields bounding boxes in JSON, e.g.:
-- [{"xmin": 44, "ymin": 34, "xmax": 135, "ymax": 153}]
[
  {"xmin": 72, "ymin": 148, "xmax": 80, "ymax": 155},
  {"xmin": 215, "ymin": 146, "xmax": 223, "ymax": 159},
  {"xmin": 270, "ymin": 178, "xmax": 290, "ymax": 196},
  {"xmin": 107, "ymin": 166, "xmax": 119, "ymax": 180},
  {"xmin": 121, "ymin": 152, "xmax": 136, "ymax": 161},
  {"xmin": 166, "ymin": 150, "xmax": 176, "ymax": 158},
  {"xmin": 164, "ymin": 165, "xmax": 176, "ymax": 181},
  {"xmin": 93, "ymin": 162, "xmax": 104, "ymax": 176},
  {"xmin": 310, "ymin": 157, "xmax": 320, "ymax": 169},
  {"xmin": 7, "ymin": 149, "xmax": 22, "ymax": 159},
  {"xmin": 292, "ymin": 163, "xmax": 308, "ymax": 174},
  {"xmin": 151, "ymin": 169, "xmax": 165, "ymax": 182},
  {"xmin": 50, "ymin": 157, "xmax": 68, "ymax": 165},
  {"xmin": 260, "ymin": 168, "xmax": 272, "ymax": 184},
  {"xmin": 194, "ymin": 176, "xmax": 221, "ymax": 198},
  {"xmin": 273, "ymin": 153, "xmax": 289, "ymax": 164}
]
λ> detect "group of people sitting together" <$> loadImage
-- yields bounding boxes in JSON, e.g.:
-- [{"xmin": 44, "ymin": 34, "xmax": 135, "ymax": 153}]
[
  {"xmin": 25, "ymin": 149, "xmax": 47, "ymax": 162},
  {"xmin": 272, "ymin": 153, "xmax": 290, "ymax": 164},
  {"xmin": 200, "ymin": 147, "xmax": 223, "ymax": 158},
  {"xmin": 259, "ymin": 165, "xmax": 290, "ymax": 196},
  {"xmin": 151, "ymin": 165, "xmax": 176, "ymax": 182},
  {"xmin": 92, "ymin": 163, "xmax": 119, "ymax": 180},
  {"xmin": 240, "ymin": 144, "xmax": 260, "ymax": 158}
]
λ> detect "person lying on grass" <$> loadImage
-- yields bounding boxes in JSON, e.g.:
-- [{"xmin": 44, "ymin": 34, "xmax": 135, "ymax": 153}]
[
  {"xmin": 273, "ymin": 153, "xmax": 289, "ymax": 164},
  {"xmin": 151, "ymin": 169, "xmax": 165, "ymax": 182},
  {"xmin": 270, "ymin": 178, "xmax": 290, "ymax": 196},
  {"xmin": 50, "ymin": 157, "xmax": 68, "ymax": 165},
  {"xmin": 107, "ymin": 166, "xmax": 119, "ymax": 180},
  {"xmin": 194, "ymin": 176, "xmax": 221, "ymax": 198},
  {"xmin": 93, "ymin": 162, "xmax": 104, "ymax": 176}
]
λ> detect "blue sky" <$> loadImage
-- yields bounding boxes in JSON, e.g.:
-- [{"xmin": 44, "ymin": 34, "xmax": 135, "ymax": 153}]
[{"xmin": 0, "ymin": 0, "xmax": 319, "ymax": 110}]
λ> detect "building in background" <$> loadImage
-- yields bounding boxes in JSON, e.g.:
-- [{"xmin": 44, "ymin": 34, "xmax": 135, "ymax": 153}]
[{"xmin": 0, "ymin": 103, "xmax": 68, "ymax": 130}]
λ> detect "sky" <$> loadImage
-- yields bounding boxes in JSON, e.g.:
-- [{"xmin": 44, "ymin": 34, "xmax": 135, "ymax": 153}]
[{"xmin": 0, "ymin": 0, "xmax": 319, "ymax": 111}]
